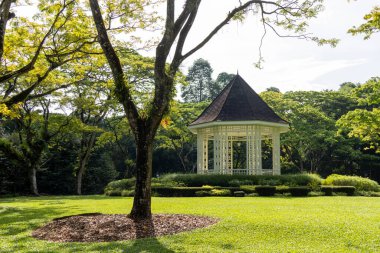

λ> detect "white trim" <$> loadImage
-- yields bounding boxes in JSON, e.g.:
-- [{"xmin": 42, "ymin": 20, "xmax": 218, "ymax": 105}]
[{"xmin": 189, "ymin": 120, "xmax": 289, "ymax": 133}]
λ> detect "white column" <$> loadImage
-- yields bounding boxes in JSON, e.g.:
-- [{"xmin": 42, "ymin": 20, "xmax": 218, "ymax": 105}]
[
  {"xmin": 254, "ymin": 126, "xmax": 262, "ymax": 175},
  {"xmin": 228, "ymin": 136, "xmax": 233, "ymax": 174},
  {"xmin": 246, "ymin": 126, "xmax": 254, "ymax": 175},
  {"xmin": 272, "ymin": 128, "xmax": 281, "ymax": 175},
  {"xmin": 197, "ymin": 130, "xmax": 204, "ymax": 174},
  {"xmin": 213, "ymin": 128, "xmax": 220, "ymax": 174}
]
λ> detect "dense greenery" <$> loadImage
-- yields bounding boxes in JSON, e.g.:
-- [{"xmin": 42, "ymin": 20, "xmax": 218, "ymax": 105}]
[
  {"xmin": 0, "ymin": 2, "xmax": 379, "ymax": 199},
  {"xmin": 1, "ymin": 196, "xmax": 379, "ymax": 252},
  {"xmin": 2, "ymin": 75, "xmax": 380, "ymax": 195}
]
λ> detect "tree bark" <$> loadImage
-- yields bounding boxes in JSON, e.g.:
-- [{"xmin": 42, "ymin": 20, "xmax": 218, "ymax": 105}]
[
  {"xmin": 75, "ymin": 133, "xmax": 97, "ymax": 195},
  {"xmin": 28, "ymin": 165, "xmax": 39, "ymax": 196},
  {"xmin": 129, "ymin": 133, "xmax": 153, "ymax": 219}
]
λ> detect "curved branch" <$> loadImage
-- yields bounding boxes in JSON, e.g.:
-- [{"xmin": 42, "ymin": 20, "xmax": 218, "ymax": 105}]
[
  {"xmin": 89, "ymin": 0, "xmax": 139, "ymax": 131},
  {"xmin": 0, "ymin": 0, "xmax": 76, "ymax": 84}
]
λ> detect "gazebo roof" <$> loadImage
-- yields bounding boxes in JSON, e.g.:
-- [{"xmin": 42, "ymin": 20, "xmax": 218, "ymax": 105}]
[{"xmin": 189, "ymin": 75, "xmax": 288, "ymax": 126}]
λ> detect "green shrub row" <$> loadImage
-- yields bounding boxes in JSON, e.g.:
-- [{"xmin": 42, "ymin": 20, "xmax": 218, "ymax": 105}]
[
  {"xmin": 323, "ymin": 174, "xmax": 379, "ymax": 192},
  {"xmin": 161, "ymin": 173, "xmax": 322, "ymax": 188},
  {"xmin": 321, "ymin": 186, "xmax": 356, "ymax": 196}
]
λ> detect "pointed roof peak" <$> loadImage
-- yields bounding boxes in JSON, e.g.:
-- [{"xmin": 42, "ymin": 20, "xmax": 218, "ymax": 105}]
[{"xmin": 190, "ymin": 75, "xmax": 287, "ymax": 126}]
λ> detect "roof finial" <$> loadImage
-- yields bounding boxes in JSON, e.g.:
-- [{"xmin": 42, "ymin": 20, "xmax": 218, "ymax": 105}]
[{"xmin": 236, "ymin": 70, "xmax": 239, "ymax": 75}]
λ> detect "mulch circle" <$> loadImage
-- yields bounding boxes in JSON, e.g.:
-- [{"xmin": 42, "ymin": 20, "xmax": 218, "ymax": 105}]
[{"xmin": 32, "ymin": 213, "xmax": 219, "ymax": 242}]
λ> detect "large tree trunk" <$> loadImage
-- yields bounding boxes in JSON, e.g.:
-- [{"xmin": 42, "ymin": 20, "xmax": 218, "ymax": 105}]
[
  {"xmin": 28, "ymin": 165, "xmax": 39, "ymax": 196},
  {"xmin": 129, "ymin": 135, "xmax": 153, "ymax": 219}
]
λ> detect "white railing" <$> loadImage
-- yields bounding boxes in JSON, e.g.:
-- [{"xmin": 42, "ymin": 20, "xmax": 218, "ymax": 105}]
[{"xmin": 202, "ymin": 169, "xmax": 274, "ymax": 175}]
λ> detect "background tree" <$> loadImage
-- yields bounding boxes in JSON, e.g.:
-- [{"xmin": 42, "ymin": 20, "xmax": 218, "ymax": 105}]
[
  {"xmin": 266, "ymin": 86, "xmax": 280, "ymax": 93},
  {"xmin": 182, "ymin": 58, "xmax": 214, "ymax": 102},
  {"xmin": 337, "ymin": 77, "xmax": 380, "ymax": 153},
  {"xmin": 0, "ymin": 99, "xmax": 72, "ymax": 195},
  {"xmin": 156, "ymin": 101, "xmax": 208, "ymax": 172},
  {"xmin": 213, "ymin": 72, "xmax": 235, "ymax": 97}
]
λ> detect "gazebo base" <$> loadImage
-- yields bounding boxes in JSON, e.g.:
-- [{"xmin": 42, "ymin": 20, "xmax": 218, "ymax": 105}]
[{"xmin": 200, "ymin": 169, "xmax": 275, "ymax": 175}]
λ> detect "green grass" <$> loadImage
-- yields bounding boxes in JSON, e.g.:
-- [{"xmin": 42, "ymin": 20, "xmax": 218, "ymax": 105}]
[{"xmin": 1, "ymin": 196, "xmax": 379, "ymax": 252}]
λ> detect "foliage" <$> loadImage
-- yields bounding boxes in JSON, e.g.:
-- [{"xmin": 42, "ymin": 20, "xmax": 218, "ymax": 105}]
[
  {"xmin": 337, "ymin": 77, "xmax": 380, "ymax": 153},
  {"xmin": 348, "ymin": 6, "xmax": 380, "ymax": 39},
  {"xmin": 210, "ymin": 189, "xmax": 231, "ymax": 196},
  {"xmin": 104, "ymin": 178, "xmax": 136, "ymax": 194},
  {"xmin": 323, "ymin": 174, "xmax": 379, "ymax": 192}
]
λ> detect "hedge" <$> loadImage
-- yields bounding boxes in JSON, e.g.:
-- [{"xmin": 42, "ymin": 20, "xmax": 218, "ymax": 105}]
[
  {"xmin": 321, "ymin": 186, "xmax": 356, "ymax": 196},
  {"xmin": 288, "ymin": 187, "xmax": 311, "ymax": 197},
  {"xmin": 152, "ymin": 187, "xmax": 211, "ymax": 197},
  {"xmin": 323, "ymin": 174, "xmax": 379, "ymax": 192},
  {"xmin": 161, "ymin": 173, "xmax": 322, "ymax": 188},
  {"xmin": 255, "ymin": 186, "xmax": 276, "ymax": 196}
]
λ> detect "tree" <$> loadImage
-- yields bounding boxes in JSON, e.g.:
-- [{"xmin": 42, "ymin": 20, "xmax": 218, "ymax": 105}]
[
  {"xmin": 214, "ymin": 72, "xmax": 235, "ymax": 97},
  {"xmin": 89, "ymin": 0, "xmax": 337, "ymax": 219},
  {"xmin": 337, "ymin": 77, "xmax": 380, "ymax": 153},
  {"xmin": 182, "ymin": 58, "xmax": 213, "ymax": 102},
  {"xmin": 0, "ymin": 99, "xmax": 72, "ymax": 195},
  {"xmin": 156, "ymin": 101, "xmax": 208, "ymax": 172},
  {"xmin": 348, "ymin": 6, "xmax": 380, "ymax": 39},
  {"xmin": 0, "ymin": 1, "xmax": 97, "ymax": 115},
  {"xmin": 266, "ymin": 87, "xmax": 280, "ymax": 93}
]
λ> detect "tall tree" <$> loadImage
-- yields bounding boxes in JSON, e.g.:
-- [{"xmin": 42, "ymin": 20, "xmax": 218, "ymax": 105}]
[
  {"xmin": 0, "ymin": 99, "xmax": 72, "ymax": 195},
  {"xmin": 182, "ymin": 58, "xmax": 213, "ymax": 102},
  {"xmin": 213, "ymin": 72, "xmax": 235, "ymax": 98},
  {"xmin": 337, "ymin": 77, "xmax": 380, "ymax": 153},
  {"xmin": 89, "ymin": 0, "xmax": 336, "ymax": 219}
]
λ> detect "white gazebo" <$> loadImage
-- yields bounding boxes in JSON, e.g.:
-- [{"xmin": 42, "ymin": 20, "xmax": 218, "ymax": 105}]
[{"xmin": 188, "ymin": 75, "xmax": 289, "ymax": 175}]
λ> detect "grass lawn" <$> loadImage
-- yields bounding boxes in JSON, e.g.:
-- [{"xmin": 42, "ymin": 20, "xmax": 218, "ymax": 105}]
[{"xmin": 0, "ymin": 196, "xmax": 379, "ymax": 253}]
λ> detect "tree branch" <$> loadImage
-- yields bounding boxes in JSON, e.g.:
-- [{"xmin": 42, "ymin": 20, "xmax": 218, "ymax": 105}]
[{"xmin": 89, "ymin": 0, "xmax": 139, "ymax": 131}]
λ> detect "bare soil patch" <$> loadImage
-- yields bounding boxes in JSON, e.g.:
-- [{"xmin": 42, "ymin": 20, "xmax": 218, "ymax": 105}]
[{"xmin": 32, "ymin": 213, "xmax": 219, "ymax": 242}]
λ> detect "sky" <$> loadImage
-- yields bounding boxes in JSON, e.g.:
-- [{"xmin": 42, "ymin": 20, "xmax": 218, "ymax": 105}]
[
  {"xmin": 174, "ymin": 0, "xmax": 380, "ymax": 93},
  {"xmin": 16, "ymin": 1, "xmax": 380, "ymax": 93}
]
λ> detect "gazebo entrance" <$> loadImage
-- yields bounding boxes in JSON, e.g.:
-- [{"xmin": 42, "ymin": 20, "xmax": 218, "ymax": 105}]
[
  {"xmin": 188, "ymin": 75, "xmax": 289, "ymax": 175},
  {"xmin": 193, "ymin": 124, "xmax": 284, "ymax": 175}
]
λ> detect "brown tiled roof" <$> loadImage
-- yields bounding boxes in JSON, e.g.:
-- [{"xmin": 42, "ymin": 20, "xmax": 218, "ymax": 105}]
[{"xmin": 190, "ymin": 75, "xmax": 288, "ymax": 126}]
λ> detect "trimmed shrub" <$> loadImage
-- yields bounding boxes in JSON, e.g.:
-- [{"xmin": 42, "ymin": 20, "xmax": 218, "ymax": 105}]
[
  {"xmin": 321, "ymin": 186, "xmax": 333, "ymax": 196},
  {"xmin": 333, "ymin": 186, "xmax": 356, "ymax": 196},
  {"xmin": 104, "ymin": 178, "xmax": 135, "ymax": 193},
  {"xmin": 276, "ymin": 185, "xmax": 290, "ymax": 194},
  {"xmin": 121, "ymin": 189, "xmax": 135, "ymax": 197},
  {"xmin": 255, "ymin": 186, "xmax": 276, "ymax": 196},
  {"xmin": 234, "ymin": 191, "xmax": 245, "ymax": 197},
  {"xmin": 161, "ymin": 173, "xmax": 322, "ymax": 188},
  {"xmin": 152, "ymin": 187, "xmax": 211, "ymax": 197},
  {"xmin": 106, "ymin": 189, "xmax": 122, "ymax": 196},
  {"xmin": 240, "ymin": 185, "xmax": 256, "ymax": 193},
  {"xmin": 195, "ymin": 190, "xmax": 212, "ymax": 197},
  {"xmin": 323, "ymin": 174, "xmax": 379, "ymax": 192},
  {"xmin": 289, "ymin": 187, "xmax": 311, "ymax": 197},
  {"xmin": 357, "ymin": 191, "xmax": 380, "ymax": 197},
  {"xmin": 210, "ymin": 189, "xmax": 231, "ymax": 196}
]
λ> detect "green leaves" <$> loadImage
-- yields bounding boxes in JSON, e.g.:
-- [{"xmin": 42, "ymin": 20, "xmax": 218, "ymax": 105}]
[{"xmin": 348, "ymin": 6, "xmax": 380, "ymax": 39}]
